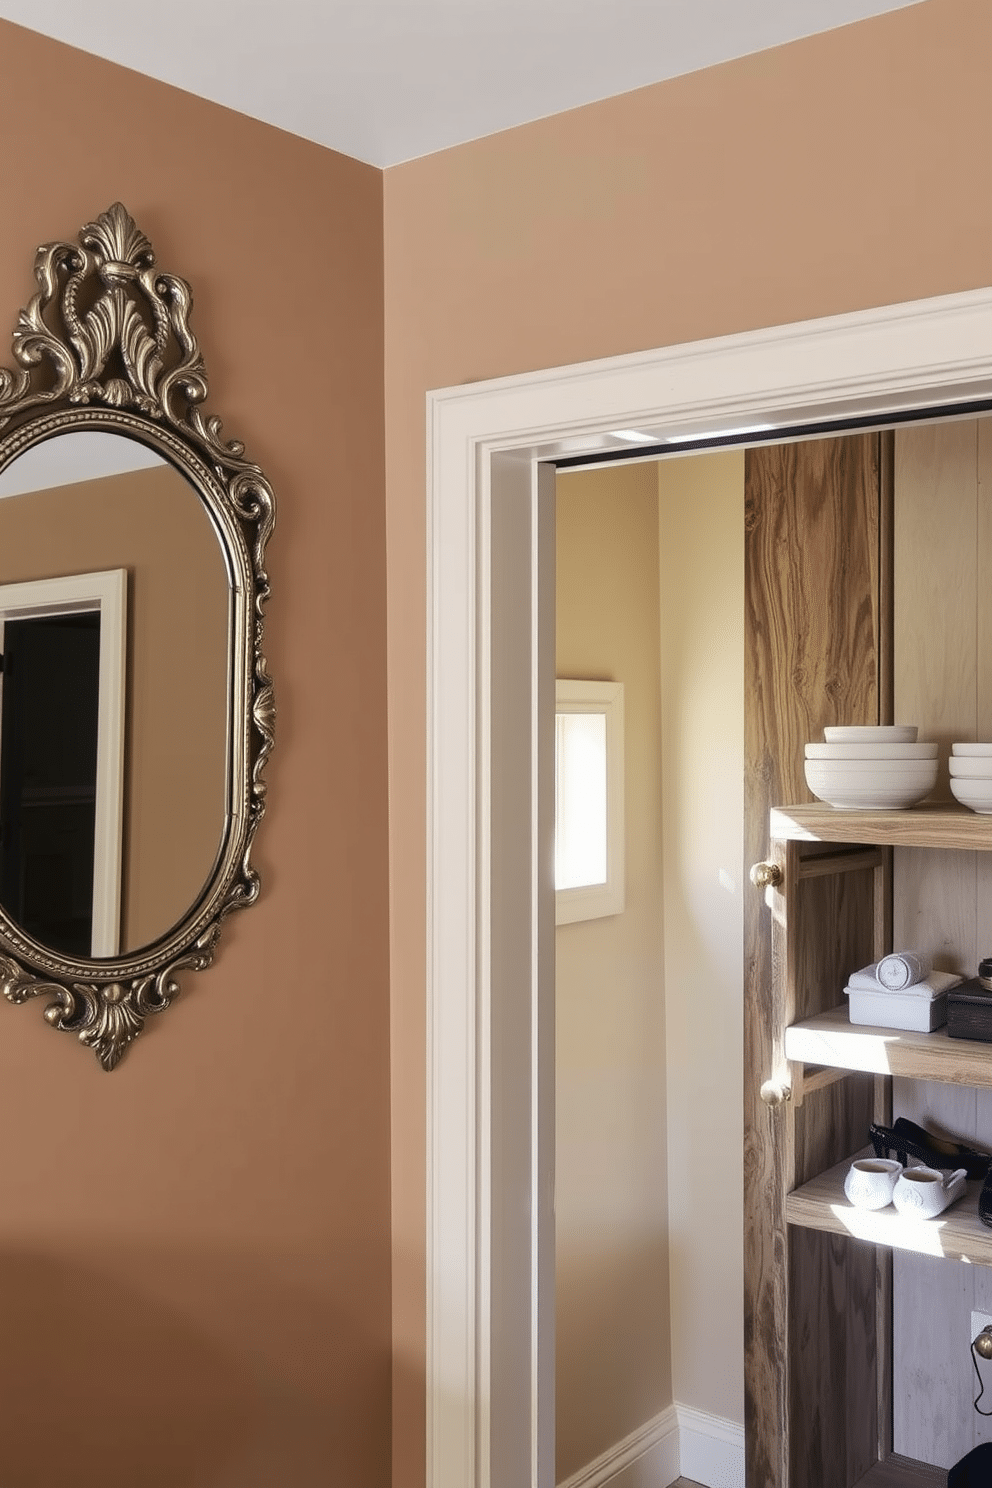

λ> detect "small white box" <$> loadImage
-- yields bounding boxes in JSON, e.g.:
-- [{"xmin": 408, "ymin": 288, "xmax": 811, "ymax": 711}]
[{"xmin": 845, "ymin": 984, "xmax": 947, "ymax": 1032}]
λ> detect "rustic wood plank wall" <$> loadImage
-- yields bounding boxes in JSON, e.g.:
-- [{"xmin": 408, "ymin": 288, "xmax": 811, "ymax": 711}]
[
  {"xmin": 892, "ymin": 417, "xmax": 992, "ymax": 1468},
  {"xmin": 744, "ymin": 434, "xmax": 881, "ymax": 1487}
]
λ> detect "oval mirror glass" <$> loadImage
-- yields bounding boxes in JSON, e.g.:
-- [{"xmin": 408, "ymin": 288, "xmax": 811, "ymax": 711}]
[{"xmin": 0, "ymin": 431, "xmax": 229, "ymax": 958}]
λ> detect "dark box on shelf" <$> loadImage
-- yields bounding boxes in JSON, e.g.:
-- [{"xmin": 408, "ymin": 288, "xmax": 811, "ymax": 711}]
[{"xmin": 947, "ymin": 978, "xmax": 992, "ymax": 1042}]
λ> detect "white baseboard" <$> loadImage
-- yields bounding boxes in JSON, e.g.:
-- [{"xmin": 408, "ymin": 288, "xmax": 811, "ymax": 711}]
[
  {"xmin": 676, "ymin": 1404, "xmax": 745, "ymax": 1488},
  {"xmin": 556, "ymin": 1403, "xmax": 744, "ymax": 1488},
  {"xmin": 557, "ymin": 1406, "xmax": 679, "ymax": 1488}
]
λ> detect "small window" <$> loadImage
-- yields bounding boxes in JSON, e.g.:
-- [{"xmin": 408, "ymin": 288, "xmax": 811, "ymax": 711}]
[{"xmin": 555, "ymin": 679, "xmax": 624, "ymax": 925}]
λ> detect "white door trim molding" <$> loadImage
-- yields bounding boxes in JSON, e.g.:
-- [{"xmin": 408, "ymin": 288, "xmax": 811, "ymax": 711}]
[{"xmin": 426, "ymin": 287, "xmax": 992, "ymax": 1488}]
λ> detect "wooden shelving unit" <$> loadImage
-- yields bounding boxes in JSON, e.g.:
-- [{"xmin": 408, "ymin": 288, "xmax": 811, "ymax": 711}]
[{"xmin": 762, "ymin": 801, "xmax": 992, "ymax": 1486}]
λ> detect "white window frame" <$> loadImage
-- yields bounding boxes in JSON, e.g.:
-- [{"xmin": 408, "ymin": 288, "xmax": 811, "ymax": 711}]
[
  {"xmin": 555, "ymin": 678, "xmax": 624, "ymax": 924},
  {"xmin": 0, "ymin": 568, "xmax": 126, "ymax": 957}
]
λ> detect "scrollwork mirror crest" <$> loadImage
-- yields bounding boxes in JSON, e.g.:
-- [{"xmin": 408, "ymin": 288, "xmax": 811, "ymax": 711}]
[{"xmin": 0, "ymin": 203, "xmax": 275, "ymax": 1069}]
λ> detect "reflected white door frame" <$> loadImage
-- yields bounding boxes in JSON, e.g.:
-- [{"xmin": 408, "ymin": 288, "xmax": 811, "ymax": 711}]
[{"xmin": 426, "ymin": 288, "xmax": 992, "ymax": 1488}]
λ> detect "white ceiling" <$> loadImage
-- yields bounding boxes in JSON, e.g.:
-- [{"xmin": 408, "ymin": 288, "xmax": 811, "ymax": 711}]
[
  {"xmin": 0, "ymin": 434, "xmax": 162, "ymax": 500},
  {"xmin": 0, "ymin": 1, "xmax": 923, "ymax": 168}
]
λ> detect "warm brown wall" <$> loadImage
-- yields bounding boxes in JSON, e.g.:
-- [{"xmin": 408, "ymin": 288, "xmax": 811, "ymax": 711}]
[
  {"xmin": 0, "ymin": 464, "xmax": 229, "ymax": 951},
  {"xmin": 0, "ymin": 22, "xmax": 389, "ymax": 1488},
  {"xmin": 383, "ymin": 0, "xmax": 992, "ymax": 1477},
  {"xmin": 555, "ymin": 465, "xmax": 670, "ymax": 1478}
]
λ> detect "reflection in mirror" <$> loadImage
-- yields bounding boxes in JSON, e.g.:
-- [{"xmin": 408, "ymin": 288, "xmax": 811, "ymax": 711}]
[
  {"xmin": 0, "ymin": 567, "xmax": 125, "ymax": 958},
  {"xmin": 0, "ymin": 608, "xmax": 102, "ymax": 957},
  {"xmin": 0, "ymin": 433, "xmax": 230, "ymax": 956}
]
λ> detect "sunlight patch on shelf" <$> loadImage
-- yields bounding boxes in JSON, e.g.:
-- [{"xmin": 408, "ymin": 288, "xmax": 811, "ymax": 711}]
[
  {"xmin": 785, "ymin": 1024, "xmax": 897, "ymax": 1074},
  {"xmin": 828, "ymin": 1205, "xmax": 948, "ymax": 1257}
]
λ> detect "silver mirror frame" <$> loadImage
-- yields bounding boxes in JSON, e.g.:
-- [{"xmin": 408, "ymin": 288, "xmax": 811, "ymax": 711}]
[{"xmin": 0, "ymin": 203, "xmax": 275, "ymax": 1069}]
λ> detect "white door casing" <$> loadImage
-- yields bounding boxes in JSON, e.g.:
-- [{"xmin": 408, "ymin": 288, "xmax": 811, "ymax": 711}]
[{"xmin": 426, "ymin": 287, "xmax": 992, "ymax": 1488}]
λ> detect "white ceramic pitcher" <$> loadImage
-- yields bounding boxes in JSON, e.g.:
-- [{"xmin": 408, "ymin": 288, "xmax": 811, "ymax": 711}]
[
  {"xmin": 892, "ymin": 1164, "xmax": 967, "ymax": 1218},
  {"xmin": 844, "ymin": 1157, "xmax": 902, "ymax": 1210}
]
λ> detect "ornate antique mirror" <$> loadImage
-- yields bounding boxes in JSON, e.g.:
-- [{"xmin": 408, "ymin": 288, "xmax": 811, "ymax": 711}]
[{"xmin": 0, "ymin": 204, "xmax": 275, "ymax": 1069}]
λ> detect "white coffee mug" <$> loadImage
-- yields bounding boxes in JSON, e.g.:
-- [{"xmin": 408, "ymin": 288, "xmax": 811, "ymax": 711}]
[
  {"xmin": 844, "ymin": 1157, "xmax": 902, "ymax": 1210},
  {"xmin": 892, "ymin": 1164, "xmax": 967, "ymax": 1219}
]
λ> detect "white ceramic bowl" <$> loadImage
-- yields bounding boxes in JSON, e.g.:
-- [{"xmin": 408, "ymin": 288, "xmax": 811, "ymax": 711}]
[
  {"xmin": 805, "ymin": 780, "xmax": 935, "ymax": 809},
  {"xmin": 950, "ymin": 777, "xmax": 992, "ymax": 813},
  {"xmin": 949, "ymin": 757, "xmax": 992, "ymax": 779},
  {"xmin": 952, "ymin": 743, "xmax": 992, "ymax": 757},
  {"xmin": 805, "ymin": 760, "xmax": 937, "ymax": 782},
  {"xmin": 805, "ymin": 758, "xmax": 937, "ymax": 809},
  {"xmin": 823, "ymin": 724, "xmax": 918, "ymax": 743},
  {"xmin": 805, "ymin": 741, "xmax": 937, "ymax": 761}
]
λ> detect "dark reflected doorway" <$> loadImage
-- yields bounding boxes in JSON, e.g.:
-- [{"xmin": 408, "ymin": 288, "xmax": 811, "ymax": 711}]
[{"xmin": 0, "ymin": 610, "xmax": 100, "ymax": 956}]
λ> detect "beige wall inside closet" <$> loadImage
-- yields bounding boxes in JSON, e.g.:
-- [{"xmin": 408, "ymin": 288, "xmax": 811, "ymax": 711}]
[{"xmin": 555, "ymin": 451, "xmax": 743, "ymax": 1479}]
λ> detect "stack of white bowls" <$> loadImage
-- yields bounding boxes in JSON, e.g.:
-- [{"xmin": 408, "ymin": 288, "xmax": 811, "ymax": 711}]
[
  {"xmin": 949, "ymin": 744, "xmax": 992, "ymax": 813},
  {"xmin": 804, "ymin": 725, "xmax": 938, "ymax": 809}
]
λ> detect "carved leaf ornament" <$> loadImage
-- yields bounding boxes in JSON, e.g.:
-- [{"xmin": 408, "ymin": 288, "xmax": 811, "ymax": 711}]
[{"xmin": 0, "ymin": 205, "xmax": 276, "ymax": 1069}]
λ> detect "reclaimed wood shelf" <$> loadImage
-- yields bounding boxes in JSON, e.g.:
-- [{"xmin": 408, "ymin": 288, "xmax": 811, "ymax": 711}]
[
  {"xmin": 770, "ymin": 802, "xmax": 992, "ymax": 853},
  {"xmin": 786, "ymin": 1005, "xmax": 992, "ymax": 1087},
  {"xmin": 855, "ymin": 1456, "xmax": 946, "ymax": 1487},
  {"xmin": 786, "ymin": 1147, "xmax": 992, "ymax": 1265}
]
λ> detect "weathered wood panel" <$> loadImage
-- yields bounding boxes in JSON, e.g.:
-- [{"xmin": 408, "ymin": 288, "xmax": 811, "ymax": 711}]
[
  {"xmin": 977, "ymin": 418, "xmax": 992, "ymax": 742},
  {"xmin": 794, "ymin": 868, "xmax": 878, "ymax": 1030},
  {"xmin": 790, "ymin": 858, "xmax": 880, "ymax": 1481},
  {"xmin": 744, "ymin": 434, "xmax": 881, "ymax": 1486},
  {"xmin": 893, "ymin": 421, "xmax": 978, "ymax": 784},
  {"xmin": 789, "ymin": 1223, "xmax": 878, "ymax": 1488},
  {"xmin": 892, "ymin": 417, "xmax": 992, "ymax": 1468}
]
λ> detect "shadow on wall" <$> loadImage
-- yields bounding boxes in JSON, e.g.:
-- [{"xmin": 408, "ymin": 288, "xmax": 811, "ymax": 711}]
[
  {"xmin": 556, "ymin": 1232, "xmax": 670, "ymax": 1478},
  {"xmin": 0, "ymin": 1244, "xmax": 390, "ymax": 1487}
]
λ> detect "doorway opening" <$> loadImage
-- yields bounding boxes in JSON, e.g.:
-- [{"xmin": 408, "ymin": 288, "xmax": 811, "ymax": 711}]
[{"xmin": 425, "ymin": 288, "xmax": 992, "ymax": 1488}]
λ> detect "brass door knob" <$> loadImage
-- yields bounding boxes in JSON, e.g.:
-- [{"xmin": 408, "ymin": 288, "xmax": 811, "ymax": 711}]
[{"xmin": 750, "ymin": 861, "xmax": 783, "ymax": 889}]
